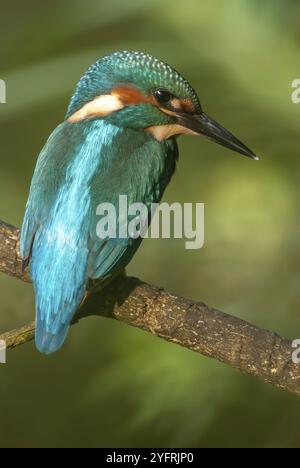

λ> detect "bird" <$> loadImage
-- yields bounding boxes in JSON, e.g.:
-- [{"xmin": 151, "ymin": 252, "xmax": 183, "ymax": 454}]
[{"xmin": 20, "ymin": 50, "xmax": 257, "ymax": 354}]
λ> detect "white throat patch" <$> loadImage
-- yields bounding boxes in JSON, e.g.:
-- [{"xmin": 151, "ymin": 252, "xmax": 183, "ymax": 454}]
[{"xmin": 146, "ymin": 124, "xmax": 198, "ymax": 141}]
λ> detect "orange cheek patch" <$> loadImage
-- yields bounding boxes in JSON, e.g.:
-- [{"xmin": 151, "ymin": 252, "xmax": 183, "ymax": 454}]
[
  {"xmin": 170, "ymin": 98, "xmax": 196, "ymax": 114},
  {"xmin": 112, "ymin": 86, "xmax": 156, "ymax": 106},
  {"xmin": 68, "ymin": 86, "xmax": 154, "ymax": 123},
  {"xmin": 181, "ymin": 99, "xmax": 196, "ymax": 114}
]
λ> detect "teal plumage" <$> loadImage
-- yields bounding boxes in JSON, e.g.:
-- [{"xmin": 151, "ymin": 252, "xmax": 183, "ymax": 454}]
[
  {"xmin": 20, "ymin": 51, "xmax": 256, "ymax": 354},
  {"xmin": 21, "ymin": 118, "xmax": 177, "ymax": 353},
  {"xmin": 66, "ymin": 51, "xmax": 201, "ymax": 119}
]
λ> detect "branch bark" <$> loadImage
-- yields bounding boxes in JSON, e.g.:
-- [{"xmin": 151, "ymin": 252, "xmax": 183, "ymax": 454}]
[{"xmin": 0, "ymin": 219, "xmax": 299, "ymax": 396}]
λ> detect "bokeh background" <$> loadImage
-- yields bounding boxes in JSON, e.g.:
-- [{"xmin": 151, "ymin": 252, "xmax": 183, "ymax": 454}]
[{"xmin": 0, "ymin": 0, "xmax": 300, "ymax": 448}]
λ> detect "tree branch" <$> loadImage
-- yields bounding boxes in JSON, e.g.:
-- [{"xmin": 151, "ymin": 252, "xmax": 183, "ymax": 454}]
[{"xmin": 0, "ymin": 219, "xmax": 299, "ymax": 396}]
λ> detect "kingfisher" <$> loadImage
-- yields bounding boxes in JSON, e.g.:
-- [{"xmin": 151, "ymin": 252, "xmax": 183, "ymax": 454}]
[{"xmin": 20, "ymin": 51, "xmax": 257, "ymax": 354}]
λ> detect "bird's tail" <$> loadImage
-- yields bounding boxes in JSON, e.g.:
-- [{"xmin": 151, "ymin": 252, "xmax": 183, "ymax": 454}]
[
  {"xmin": 30, "ymin": 231, "xmax": 88, "ymax": 355},
  {"xmin": 34, "ymin": 283, "xmax": 86, "ymax": 354},
  {"xmin": 35, "ymin": 314, "xmax": 70, "ymax": 354}
]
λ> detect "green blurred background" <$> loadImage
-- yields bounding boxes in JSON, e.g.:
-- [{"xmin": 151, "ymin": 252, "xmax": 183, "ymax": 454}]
[{"xmin": 0, "ymin": 0, "xmax": 300, "ymax": 448}]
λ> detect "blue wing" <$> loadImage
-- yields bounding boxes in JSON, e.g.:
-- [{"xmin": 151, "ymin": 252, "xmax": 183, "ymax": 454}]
[
  {"xmin": 86, "ymin": 130, "xmax": 177, "ymax": 280},
  {"xmin": 21, "ymin": 120, "xmax": 177, "ymax": 354},
  {"xmin": 21, "ymin": 120, "xmax": 121, "ymax": 353}
]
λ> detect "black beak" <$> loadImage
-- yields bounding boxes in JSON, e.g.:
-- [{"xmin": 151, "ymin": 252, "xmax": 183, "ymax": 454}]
[{"xmin": 178, "ymin": 112, "xmax": 258, "ymax": 160}]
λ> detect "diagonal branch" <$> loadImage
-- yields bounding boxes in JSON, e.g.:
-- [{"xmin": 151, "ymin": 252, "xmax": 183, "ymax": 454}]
[{"xmin": 0, "ymin": 219, "xmax": 299, "ymax": 396}]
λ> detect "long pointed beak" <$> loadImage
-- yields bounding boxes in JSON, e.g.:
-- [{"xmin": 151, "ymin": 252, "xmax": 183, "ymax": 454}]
[{"xmin": 178, "ymin": 112, "xmax": 258, "ymax": 160}]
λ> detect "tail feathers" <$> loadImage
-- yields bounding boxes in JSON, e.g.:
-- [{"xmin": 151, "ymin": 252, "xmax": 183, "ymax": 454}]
[
  {"xmin": 35, "ymin": 317, "xmax": 70, "ymax": 355},
  {"xmin": 34, "ymin": 283, "xmax": 86, "ymax": 354},
  {"xmin": 30, "ymin": 228, "xmax": 88, "ymax": 354},
  {"xmin": 33, "ymin": 280, "xmax": 86, "ymax": 354}
]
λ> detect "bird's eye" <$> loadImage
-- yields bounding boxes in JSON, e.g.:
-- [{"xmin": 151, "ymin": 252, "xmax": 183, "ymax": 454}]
[{"xmin": 153, "ymin": 88, "xmax": 174, "ymax": 104}]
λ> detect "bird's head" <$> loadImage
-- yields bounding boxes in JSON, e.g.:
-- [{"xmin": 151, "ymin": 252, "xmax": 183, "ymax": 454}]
[{"xmin": 66, "ymin": 51, "xmax": 257, "ymax": 159}]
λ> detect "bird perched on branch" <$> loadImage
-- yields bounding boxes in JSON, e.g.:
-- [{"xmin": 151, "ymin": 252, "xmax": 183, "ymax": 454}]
[{"xmin": 20, "ymin": 51, "xmax": 257, "ymax": 354}]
